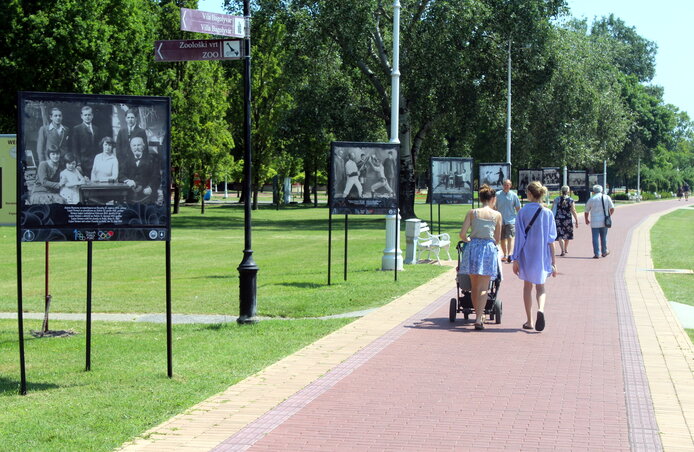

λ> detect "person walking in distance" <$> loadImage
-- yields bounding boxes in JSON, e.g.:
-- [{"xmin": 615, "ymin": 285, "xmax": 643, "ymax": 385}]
[
  {"xmin": 584, "ymin": 184, "xmax": 614, "ymax": 259},
  {"xmin": 551, "ymin": 185, "xmax": 579, "ymax": 256},
  {"xmin": 511, "ymin": 181, "xmax": 557, "ymax": 331},
  {"xmin": 495, "ymin": 179, "xmax": 521, "ymax": 263}
]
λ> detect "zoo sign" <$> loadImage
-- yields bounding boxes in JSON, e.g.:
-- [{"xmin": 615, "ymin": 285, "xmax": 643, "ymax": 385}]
[{"xmin": 154, "ymin": 39, "xmax": 243, "ymax": 62}]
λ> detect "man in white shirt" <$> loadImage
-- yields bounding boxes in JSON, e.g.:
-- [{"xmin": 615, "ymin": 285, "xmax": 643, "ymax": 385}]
[
  {"xmin": 584, "ymin": 184, "xmax": 615, "ymax": 258},
  {"xmin": 342, "ymin": 151, "xmax": 363, "ymax": 198}
]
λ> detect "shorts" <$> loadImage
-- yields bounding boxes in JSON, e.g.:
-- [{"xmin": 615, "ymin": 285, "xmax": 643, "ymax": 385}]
[{"xmin": 501, "ymin": 223, "xmax": 515, "ymax": 239}]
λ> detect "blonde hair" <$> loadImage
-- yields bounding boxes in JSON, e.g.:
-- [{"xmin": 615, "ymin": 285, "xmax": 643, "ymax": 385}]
[{"xmin": 526, "ymin": 181, "xmax": 547, "ymax": 200}]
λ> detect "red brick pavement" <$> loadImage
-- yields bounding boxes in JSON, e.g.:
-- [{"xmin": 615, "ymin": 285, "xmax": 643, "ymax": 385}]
[{"xmin": 214, "ymin": 200, "xmax": 681, "ymax": 451}]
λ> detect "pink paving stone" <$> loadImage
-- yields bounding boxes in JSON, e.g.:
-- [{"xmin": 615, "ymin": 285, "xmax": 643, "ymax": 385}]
[{"xmin": 212, "ymin": 200, "xmax": 678, "ymax": 452}]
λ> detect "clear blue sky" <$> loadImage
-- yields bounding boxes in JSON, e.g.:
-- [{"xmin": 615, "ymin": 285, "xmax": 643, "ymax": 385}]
[
  {"xmin": 198, "ymin": 0, "xmax": 693, "ymax": 117},
  {"xmin": 566, "ymin": 0, "xmax": 693, "ymax": 117}
]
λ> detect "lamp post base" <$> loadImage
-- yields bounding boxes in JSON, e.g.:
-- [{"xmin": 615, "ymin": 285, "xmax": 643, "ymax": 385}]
[{"xmin": 237, "ymin": 251, "xmax": 259, "ymax": 325}]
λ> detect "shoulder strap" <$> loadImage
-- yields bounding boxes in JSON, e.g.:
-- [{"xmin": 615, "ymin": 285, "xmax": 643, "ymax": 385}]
[
  {"xmin": 525, "ymin": 207, "xmax": 543, "ymax": 235},
  {"xmin": 601, "ymin": 194, "xmax": 608, "ymax": 216}
]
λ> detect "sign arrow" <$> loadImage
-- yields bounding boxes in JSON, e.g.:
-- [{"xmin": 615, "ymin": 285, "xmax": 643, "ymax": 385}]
[{"xmin": 157, "ymin": 42, "xmax": 164, "ymax": 60}]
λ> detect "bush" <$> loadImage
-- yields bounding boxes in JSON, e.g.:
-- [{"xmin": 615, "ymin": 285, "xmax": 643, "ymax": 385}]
[
  {"xmin": 659, "ymin": 191, "xmax": 672, "ymax": 199},
  {"xmin": 612, "ymin": 193, "xmax": 629, "ymax": 201},
  {"xmin": 641, "ymin": 192, "xmax": 656, "ymax": 200}
]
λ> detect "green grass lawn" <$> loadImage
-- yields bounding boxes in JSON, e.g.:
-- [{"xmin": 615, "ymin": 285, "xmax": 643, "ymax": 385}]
[
  {"xmin": 0, "ymin": 202, "xmax": 470, "ymax": 451},
  {"xmin": 0, "ymin": 203, "xmax": 467, "ymax": 317},
  {"xmin": 0, "ymin": 317, "xmax": 350, "ymax": 452},
  {"xmin": 650, "ymin": 208, "xmax": 694, "ymax": 307}
]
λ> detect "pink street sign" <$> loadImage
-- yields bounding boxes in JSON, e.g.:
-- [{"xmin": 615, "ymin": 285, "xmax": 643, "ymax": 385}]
[
  {"xmin": 180, "ymin": 7, "xmax": 246, "ymax": 38},
  {"xmin": 154, "ymin": 39, "xmax": 243, "ymax": 62}
]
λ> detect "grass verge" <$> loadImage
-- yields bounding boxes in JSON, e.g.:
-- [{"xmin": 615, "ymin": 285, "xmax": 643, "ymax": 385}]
[
  {"xmin": 0, "ymin": 317, "xmax": 352, "ymax": 451},
  {"xmin": 0, "ymin": 204, "xmax": 460, "ymax": 317},
  {"xmin": 650, "ymin": 208, "xmax": 694, "ymax": 307}
]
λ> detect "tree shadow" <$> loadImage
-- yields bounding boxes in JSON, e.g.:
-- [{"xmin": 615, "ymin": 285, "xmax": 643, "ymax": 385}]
[
  {"xmin": 0, "ymin": 376, "xmax": 61, "ymax": 395},
  {"xmin": 273, "ymin": 282, "xmax": 325, "ymax": 289}
]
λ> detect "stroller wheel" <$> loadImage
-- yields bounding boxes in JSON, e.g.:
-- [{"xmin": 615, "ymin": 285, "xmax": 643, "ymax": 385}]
[
  {"xmin": 494, "ymin": 299, "xmax": 502, "ymax": 324},
  {"xmin": 449, "ymin": 298, "xmax": 457, "ymax": 322}
]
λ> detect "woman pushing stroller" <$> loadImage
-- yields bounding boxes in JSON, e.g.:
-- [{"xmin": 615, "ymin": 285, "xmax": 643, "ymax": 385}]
[{"xmin": 458, "ymin": 184, "xmax": 502, "ymax": 330}]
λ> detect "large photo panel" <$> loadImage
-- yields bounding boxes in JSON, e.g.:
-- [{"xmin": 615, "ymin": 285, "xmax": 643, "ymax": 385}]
[
  {"xmin": 568, "ymin": 170, "xmax": 587, "ymax": 191},
  {"xmin": 542, "ymin": 167, "xmax": 561, "ymax": 191},
  {"xmin": 478, "ymin": 163, "xmax": 510, "ymax": 192},
  {"xmin": 329, "ymin": 142, "xmax": 399, "ymax": 215},
  {"xmin": 430, "ymin": 157, "xmax": 473, "ymax": 204},
  {"xmin": 518, "ymin": 169, "xmax": 543, "ymax": 192},
  {"xmin": 18, "ymin": 92, "xmax": 170, "ymax": 242}
]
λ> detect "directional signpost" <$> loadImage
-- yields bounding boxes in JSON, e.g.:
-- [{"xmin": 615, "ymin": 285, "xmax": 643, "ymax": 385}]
[
  {"xmin": 153, "ymin": 5, "xmax": 258, "ymax": 324},
  {"xmin": 180, "ymin": 7, "xmax": 246, "ymax": 38},
  {"xmin": 154, "ymin": 39, "xmax": 243, "ymax": 62}
]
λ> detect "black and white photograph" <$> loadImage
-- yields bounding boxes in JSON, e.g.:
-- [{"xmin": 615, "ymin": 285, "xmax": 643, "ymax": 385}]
[
  {"xmin": 518, "ymin": 169, "xmax": 543, "ymax": 192},
  {"xmin": 478, "ymin": 163, "xmax": 510, "ymax": 191},
  {"xmin": 542, "ymin": 167, "xmax": 561, "ymax": 190},
  {"xmin": 588, "ymin": 173, "xmax": 605, "ymax": 188},
  {"xmin": 18, "ymin": 92, "xmax": 170, "ymax": 242},
  {"xmin": 568, "ymin": 170, "xmax": 587, "ymax": 191},
  {"xmin": 329, "ymin": 142, "xmax": 399, "ymax": 215},
  {"xmin": 430, "ymin": 157, "xmax": 473, "ymax": 204}
]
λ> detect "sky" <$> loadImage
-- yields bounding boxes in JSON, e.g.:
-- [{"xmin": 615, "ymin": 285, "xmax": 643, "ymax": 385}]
[{"xmin": 198, "ymin": 0, "xmax": 693, "ymax": 117}]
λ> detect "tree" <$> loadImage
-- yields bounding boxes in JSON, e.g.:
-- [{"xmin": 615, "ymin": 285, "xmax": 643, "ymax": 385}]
[
  {"xmin": 280, "ymin": 0, "xmax": 565, "ymax": 218},
  {"xmin": 0, "ymin": 0, "xmax": 157, "ymax": 130},
  {"xmin": 152, "ymin": 1, "xmax": 235, "ymax": 214}
]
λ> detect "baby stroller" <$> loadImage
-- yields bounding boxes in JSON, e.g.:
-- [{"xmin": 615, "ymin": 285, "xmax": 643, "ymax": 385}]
[{"xmin": 450, "ymin": 241, "xmax": 503, "ymax": 323}]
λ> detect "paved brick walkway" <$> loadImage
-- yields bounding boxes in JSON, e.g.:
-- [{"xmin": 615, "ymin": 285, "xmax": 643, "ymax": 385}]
[{"xmin": 120, "ymin": 200, "xmax": 693, "ymax": 452}]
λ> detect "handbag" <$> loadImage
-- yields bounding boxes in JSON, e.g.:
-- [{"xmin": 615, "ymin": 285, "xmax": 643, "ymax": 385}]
[{"xmin": 601, "ymin": 195, "xmax": 612, "ymax": 228}]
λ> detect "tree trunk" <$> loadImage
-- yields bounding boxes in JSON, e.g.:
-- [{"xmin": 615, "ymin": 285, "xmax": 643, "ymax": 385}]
[
  {"xmin": 173, "ymin": 179, "xmax": 180, "ymax": 214},
  {"xmin": 185, "ymin": 173, "xmax": 196, "ymax": 203},
  {"xmin": 397, "ymin": 106, "xmax": 417, "ymax": 219},
  {"xmin": 303, "ymin": 160, "xmax": 312, "ymax": 204}
]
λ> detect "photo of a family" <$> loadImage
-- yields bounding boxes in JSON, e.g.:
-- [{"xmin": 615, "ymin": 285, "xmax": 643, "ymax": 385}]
[
  {"xmin": 18, "ymin": 92, "xmax": 170, "ymax": 241},
  {"xmin": 22, "ymin": 100, "xmax": 166, "ymax": 206}
]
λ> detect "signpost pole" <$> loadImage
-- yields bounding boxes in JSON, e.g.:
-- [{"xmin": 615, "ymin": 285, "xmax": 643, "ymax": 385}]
[
  {"xmin": 86, "ymin": 241, "xmax": 92, "ymax": 371},
  {"xmin": 237, "ymin": 0, "xmax": 258, "ymax": 324}
]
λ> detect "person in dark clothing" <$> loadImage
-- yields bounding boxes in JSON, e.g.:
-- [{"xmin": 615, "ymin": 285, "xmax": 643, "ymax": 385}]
[{"xmin": 119, "ymin": 136, "xmax": 161, "ymax": 204}]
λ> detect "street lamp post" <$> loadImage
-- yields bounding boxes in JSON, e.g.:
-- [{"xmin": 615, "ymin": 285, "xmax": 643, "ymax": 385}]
[
  {"xmin": 237, "ymin": 0, "xmax": 258, "ymax": 324},
  {"xmin": 382, "ymin": 0, "xmax": 403, "ymax": 273},
  {"xmin": 506, "ymin": 39, "xmax": 512, "ymax": 167}
]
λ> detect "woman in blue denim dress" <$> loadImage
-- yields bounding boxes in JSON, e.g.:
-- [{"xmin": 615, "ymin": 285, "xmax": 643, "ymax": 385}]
[{"xmin": 459, "ymin": 184, "xmax": 502, "ymax": 330}]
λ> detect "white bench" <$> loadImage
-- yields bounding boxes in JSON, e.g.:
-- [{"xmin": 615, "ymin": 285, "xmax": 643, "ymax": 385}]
[{"xmin": 417, "ymin": 222, "xmax": 451, "ymax": 265}]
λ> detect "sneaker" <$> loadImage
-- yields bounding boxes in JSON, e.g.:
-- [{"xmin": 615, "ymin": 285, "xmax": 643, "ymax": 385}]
[
  {"xmin": 593, "ymin": 255, "xmax": 599, "ymax": 259},
  {"xmin": 602, "ymin": 251, "xmax": 610, "ymax": 257}
]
